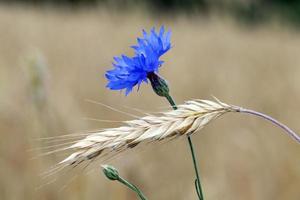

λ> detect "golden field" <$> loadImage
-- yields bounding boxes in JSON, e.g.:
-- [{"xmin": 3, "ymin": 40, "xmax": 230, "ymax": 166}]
[{"xmin": 0, "ymin": 4, "xmax": 300, "ymax": 200}]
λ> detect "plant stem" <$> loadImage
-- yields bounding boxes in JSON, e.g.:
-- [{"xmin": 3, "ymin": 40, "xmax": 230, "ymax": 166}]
[
  {"xmin": 236, "ymin": 107, "xmax": 300, "ymax": 143},
  {"xmin": 188, "ymin": 136, "xmax": 204, "ymax": 200},
  {"xmin": 118, "ymin": 176, "xmax": 147, "ymax": 200},
  {"xmin": 165, "ymin": 94, "xmax": 178, "ymax": 109},
  {"xmin": 165, "ymin": 94, "xmax": 204, "ymax": 200}
]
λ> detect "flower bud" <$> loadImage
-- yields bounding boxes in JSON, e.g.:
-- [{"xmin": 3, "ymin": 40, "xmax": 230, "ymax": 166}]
[
  {"xmin": 147, "ymin": 72, "xmax": 170, "ymax": 97},
  {"xmin": 102, "ymin": 165, "xmax": 119, "ymax": 181}
]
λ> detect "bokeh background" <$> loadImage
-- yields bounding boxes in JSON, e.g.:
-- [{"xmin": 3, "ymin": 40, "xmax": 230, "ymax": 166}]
[{"xmin": 1, "ymin": 0, "xmax": 300, "ymax": 200}]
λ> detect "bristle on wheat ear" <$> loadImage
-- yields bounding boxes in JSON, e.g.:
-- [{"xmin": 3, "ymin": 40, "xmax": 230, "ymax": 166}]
[{"xmin": 59, "ymin": 99, "xmax": 234, "ymax": 166}]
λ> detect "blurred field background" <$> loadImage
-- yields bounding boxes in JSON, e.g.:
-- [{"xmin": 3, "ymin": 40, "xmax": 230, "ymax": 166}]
[{"xmin": 1, "ymin": 1, "xmax": 300, "ymax": 200}]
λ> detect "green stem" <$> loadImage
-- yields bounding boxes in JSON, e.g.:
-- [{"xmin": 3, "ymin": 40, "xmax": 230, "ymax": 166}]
[
  {"xmin": 165, "ymin": 94, "xmax": 204, "ymax": 200},
  {"xmin": 118, "ymin": 176, "xmax": 147, "ymax": 200},
  {"xmin": 188, "ymin": 136, "xmax": 204, "ymax": 200},
  {"xmin": 165, "ymin": 94, "xmax": 178, "ymax": 109}
]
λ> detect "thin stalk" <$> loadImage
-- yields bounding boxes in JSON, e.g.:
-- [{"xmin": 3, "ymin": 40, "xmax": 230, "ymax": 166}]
[
  {"xmin": 188, "ymin": 136, "xmax": 204, "ymax": 200},
  {"xmin": 236, "ymin": 107, "xmax": 300, "ymax": 143},
  {"xmin": 165, "ymin": 94, "xmax": 204, "ymax": 200},
  {"xmin": 165, "ymin": 94, "xmax": 177, "ymax": 110},
  {"xmin": 118, "ymin": 176, "xmax": 147, "ymax": 200}
]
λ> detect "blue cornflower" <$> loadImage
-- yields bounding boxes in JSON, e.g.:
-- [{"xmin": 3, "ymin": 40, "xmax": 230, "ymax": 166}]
[
  {"xmin": 132, "ymin": 26, "xmax": 171, "ymax": 58},
  {"xmin": 105, "ymin": 26, "xmax": 171, "ymax": 95}
]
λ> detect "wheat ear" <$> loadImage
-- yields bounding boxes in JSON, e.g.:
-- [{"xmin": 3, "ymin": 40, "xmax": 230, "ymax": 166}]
[
  {"xmin": 58, "ymin": 99, "xmax": 300, "ymax": 167},
  {"xmin": 59, "ymin": 99, "xmax": 232, "ymax": 166}
]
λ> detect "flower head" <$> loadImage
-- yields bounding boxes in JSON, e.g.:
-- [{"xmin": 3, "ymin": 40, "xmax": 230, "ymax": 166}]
[
  {"xmin": 102, "ymin": 165, "xmax": 120, "ymax": 181},
  {"xmin": 105, "ymin": 26, "xmax": 171, "ymax": 95},
  {"xmin": 132, "ymin": 26, "xmax": 171, "ymax": 58}
]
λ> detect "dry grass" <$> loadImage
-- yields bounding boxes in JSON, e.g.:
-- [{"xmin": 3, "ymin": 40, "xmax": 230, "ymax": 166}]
[{"xmin": 0, "ymin": 3, "xmax": 300, "ymax": 200}]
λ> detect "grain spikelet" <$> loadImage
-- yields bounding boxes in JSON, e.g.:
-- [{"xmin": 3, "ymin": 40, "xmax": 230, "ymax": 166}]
[{"xmin": 59, "ymin": 99, "xmax": 233, "ymax": 167}]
